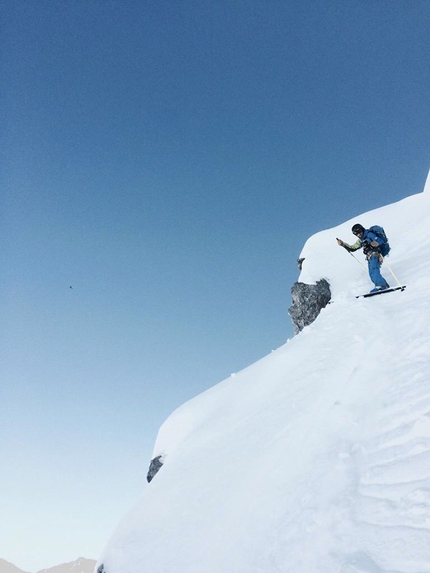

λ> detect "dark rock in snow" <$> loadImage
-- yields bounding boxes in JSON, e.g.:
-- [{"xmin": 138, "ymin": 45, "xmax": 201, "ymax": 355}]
[
  {"xmin": 147, "ymin": 455, "xmax": 164, "ymax": 483},
  {"xmin": 288, "ymin": 279, "xmax": 331, "ymax": 335},
  {"xmin": 96, "ymin": 566, "xmax": 105, "ymax": 573}
]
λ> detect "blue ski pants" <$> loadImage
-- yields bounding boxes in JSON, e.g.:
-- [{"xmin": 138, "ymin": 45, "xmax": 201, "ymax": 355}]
[{"xmin": 368, "ymin": 254, "xmax": 390, "ymax": 288}]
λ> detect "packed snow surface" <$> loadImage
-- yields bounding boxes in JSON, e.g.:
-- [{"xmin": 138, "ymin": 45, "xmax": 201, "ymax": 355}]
[{"xmin": 99, "ymin": 172, "xmax": 430, "ymax": 573}]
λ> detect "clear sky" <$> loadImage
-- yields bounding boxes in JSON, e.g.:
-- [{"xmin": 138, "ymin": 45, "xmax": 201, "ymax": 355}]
[{"xmin": 1, "ymin": 1, "xmax": 429, "ymax": 570}]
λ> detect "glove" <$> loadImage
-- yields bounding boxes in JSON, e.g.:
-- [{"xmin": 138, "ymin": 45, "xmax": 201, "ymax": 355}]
[{"xmin": 337, "ymin": 239, "xmax": 352, "ymax": 252}]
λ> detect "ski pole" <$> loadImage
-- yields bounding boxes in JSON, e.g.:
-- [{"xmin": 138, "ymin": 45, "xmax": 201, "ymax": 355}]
[
  {"xmin": 383, "ymin": 259, "xmax": 402, "ymax": 288},
  {"xmin": 347, "ymin": 250, "xmax": 367, "ymax": 271},
  {"xmin": 337, "ymin": 239, "xmax": 367, "ymax": 271}
]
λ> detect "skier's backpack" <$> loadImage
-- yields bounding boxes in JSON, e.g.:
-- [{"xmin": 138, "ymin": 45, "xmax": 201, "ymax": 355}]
[{"xmin": 369, "ymin": 225, "xmax": 390, "ymax": 257}]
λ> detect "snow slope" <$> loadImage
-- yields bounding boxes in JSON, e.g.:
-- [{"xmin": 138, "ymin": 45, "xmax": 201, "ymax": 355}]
[{"xmin": 99, "ymin": 171, "xmax": 430, "ymax": 573}]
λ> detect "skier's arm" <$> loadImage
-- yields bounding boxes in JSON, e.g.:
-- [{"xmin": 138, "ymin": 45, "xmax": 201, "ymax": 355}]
[{"xmin": 336, "ymin": 238, "xmax": 361, "ymax": 252}]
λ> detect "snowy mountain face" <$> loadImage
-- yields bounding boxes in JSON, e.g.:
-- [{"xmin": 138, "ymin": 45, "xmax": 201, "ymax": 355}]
[{"xmin": 98, "ymin": 173, "xmax": 430, "ymax": 573}]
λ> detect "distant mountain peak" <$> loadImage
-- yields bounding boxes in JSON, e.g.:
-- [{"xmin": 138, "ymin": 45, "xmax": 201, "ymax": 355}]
[
  {"xmin": 37, "ymin": 558, "xmax": 96, "ymax": 573},
  {"xmin": 0, "ymin": 558, "xmax": 96, "ymax": 573},
  {"xmin": 0, "ymin": 558, "xmax": 30, "ymax": 573}
]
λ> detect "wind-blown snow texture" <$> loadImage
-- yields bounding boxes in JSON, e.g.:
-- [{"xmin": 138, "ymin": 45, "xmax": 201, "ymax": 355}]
[{"xmin": 99, "ymin": 172, "xmax": 430, "ymax": 573}]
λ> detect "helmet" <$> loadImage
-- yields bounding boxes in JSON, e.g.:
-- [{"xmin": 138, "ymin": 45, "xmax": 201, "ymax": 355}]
[{"xmin": 351, "ymin": 223, "xmax": 365, "ymax": 236}]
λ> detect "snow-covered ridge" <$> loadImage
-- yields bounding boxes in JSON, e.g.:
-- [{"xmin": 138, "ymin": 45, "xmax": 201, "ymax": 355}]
[{"xmin": 99, "ymin": 171, "xmax": 430, "ymax": 573}]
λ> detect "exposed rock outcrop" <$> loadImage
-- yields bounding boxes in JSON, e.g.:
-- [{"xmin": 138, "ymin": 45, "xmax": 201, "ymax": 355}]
[
  {"xmin": 147, "ymin": 455, "xmax": 164, "ymax": 483},
  {"xmin": 288, "ymin": 279, "xmax": 331, "ymax": 335}
]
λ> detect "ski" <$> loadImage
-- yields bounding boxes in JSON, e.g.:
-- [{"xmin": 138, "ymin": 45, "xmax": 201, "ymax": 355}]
[{"xmin": 356, "ymin": 285, "xmax": 406, "ymax": 299}]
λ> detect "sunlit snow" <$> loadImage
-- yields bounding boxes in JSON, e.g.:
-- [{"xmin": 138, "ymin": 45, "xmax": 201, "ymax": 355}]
[{"xmin": 98, "ymin": 171, "xmax": 430, "ymax": 573}]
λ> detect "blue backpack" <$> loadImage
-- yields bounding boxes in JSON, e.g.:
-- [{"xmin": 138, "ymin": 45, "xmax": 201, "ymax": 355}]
[{"xmin": 369, "ymin": 225, "xmax": 390, "ymax": 257}]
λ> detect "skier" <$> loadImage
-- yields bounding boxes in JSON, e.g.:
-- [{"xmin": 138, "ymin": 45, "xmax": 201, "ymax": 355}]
[{"xmin": 337, "ymin": 223, "xmax": 390, "ymax": 293}]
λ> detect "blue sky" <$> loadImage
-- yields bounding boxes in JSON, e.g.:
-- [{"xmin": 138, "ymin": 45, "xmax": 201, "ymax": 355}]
[{"xmin": 1, "ymin": 1, "xmax": 429, "ymax": 569}]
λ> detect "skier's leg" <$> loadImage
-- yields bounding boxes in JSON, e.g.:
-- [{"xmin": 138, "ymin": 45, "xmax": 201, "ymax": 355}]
[{"xmin": 368, "ymin": 255, "xmax": 390, "ymax": 289}]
